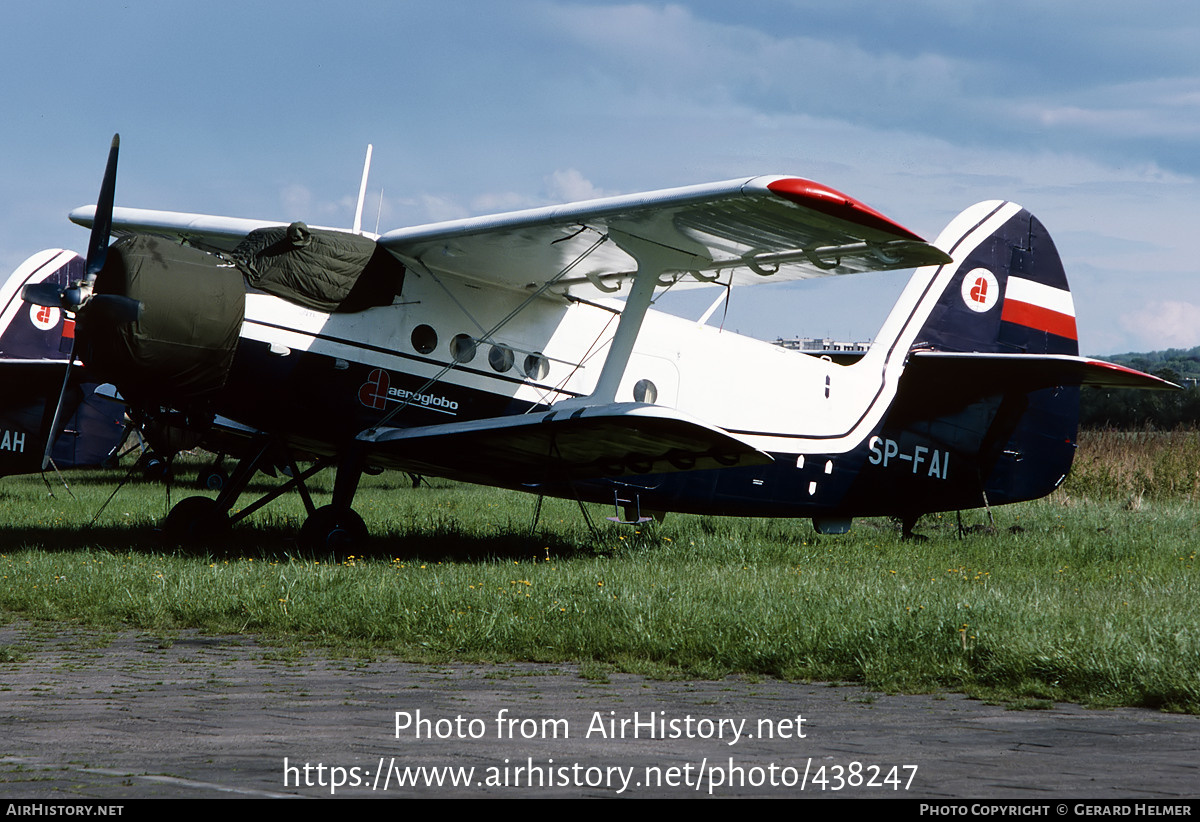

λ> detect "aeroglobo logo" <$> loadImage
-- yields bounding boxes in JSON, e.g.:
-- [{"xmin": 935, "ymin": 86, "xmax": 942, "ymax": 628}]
[
  {"xmin": 358, "ymin": 369, "xmax": 460, "ymax": 414},
  {"xmin": 359, "ymin": 368, "xmax": 390, "ymax": 409},
  {"xmin": 960, "ymin": 268, "xmax": 1000, "ymax": 313}
]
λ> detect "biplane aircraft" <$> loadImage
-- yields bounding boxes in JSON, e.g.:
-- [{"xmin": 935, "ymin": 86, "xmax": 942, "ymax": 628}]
[{"xmin": 12, "ymin": 135, "xmax": 1173, "ymax": 549}]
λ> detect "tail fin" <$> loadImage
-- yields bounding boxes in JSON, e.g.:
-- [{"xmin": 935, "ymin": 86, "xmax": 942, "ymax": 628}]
[
  {"xmin": 827, "ymin": 202, "xmax": 1166, "ymax": 514},
  {"xmin": 906, "ymin": 200, "xmax": 1078, "ymax": 356},
  {"xmin": 792, "ymin": 201, "xmax": 1087, "ymax": 453},
  {"xmin": 0, "ymin": 249, "xmax": 82, "ymax": 357},
  {"xmin": 0, "ymin": 249, "xmax": 125, "ymax": 476},
  {"xmin": 881, "ymin": 202, "xmax": 1085, "ymax": 509}
]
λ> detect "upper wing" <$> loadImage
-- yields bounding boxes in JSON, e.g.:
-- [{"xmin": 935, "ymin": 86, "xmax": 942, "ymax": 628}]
[
  {"xmin": 72, "ymin": 175, "xmax": 949, "ymax": 300},
  {"xmin": 379, "ymin": 175, "xmax": 949, "ymax": 299},
  {"xmin": 68, "ymin": 207, "xmax": 344, "ymax": 253}
]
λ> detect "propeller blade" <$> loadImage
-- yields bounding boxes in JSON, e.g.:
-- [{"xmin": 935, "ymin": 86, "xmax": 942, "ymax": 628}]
[
  {"xmin": 20, "ymin": 282, "xmax": 66, "ymax": 308},
  {"xmin": 28, "ymin": 135, "xmax": 128, "ymax": 471},
  {"xmin": 85, "ymin": 134, "xmax": 120, "ymax": 284},
  {"xmin": 41, "ymin": 339, "xmax": 78, "ymax": 471}
]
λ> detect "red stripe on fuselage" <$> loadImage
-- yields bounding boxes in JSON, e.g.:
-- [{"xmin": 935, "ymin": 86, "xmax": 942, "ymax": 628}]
[{"xmin": 1001, "ymin": 299, "xmax": 1077, "ymax": 340}]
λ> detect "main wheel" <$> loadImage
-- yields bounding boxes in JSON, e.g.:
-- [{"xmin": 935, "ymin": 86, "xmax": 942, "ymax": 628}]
[
  {"xmin": 198, "ymin": 467, "xmax": 229, "ymax": 491},
  {"xmin": 140, "ymin": 453, "xmax": 171, "ymax": 482},
  {"xmin": 298, "ymin": 505, "xmax": 369, "ymax": 553},
  {"xmin": 162, "ymin": 496, "xmax": 229, "ymax": 544}
]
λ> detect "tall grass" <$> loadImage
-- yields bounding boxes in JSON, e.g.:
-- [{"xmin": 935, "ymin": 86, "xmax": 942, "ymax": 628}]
[
  {"xmin": 1, "ymin": 441, "xmax": 1198, "ymax": 711},
  {"xmin": 1062, "ymin": 430, "xmax": 1200, "ymax": 504}
]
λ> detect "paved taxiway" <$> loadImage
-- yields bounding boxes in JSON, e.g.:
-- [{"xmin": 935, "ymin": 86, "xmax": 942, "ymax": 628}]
[{"xmin": 1, "ymin": 622, "xmax": 1197, "ymax": 799}]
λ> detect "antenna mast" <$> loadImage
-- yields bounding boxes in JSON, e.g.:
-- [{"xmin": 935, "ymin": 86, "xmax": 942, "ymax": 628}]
[{"xmin": 352, "ymin": 144, "xmax": 373, "ymax": 234}]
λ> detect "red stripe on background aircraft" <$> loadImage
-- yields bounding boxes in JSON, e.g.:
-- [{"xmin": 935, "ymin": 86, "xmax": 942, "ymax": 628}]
[{"xmin": 6, "ymin": 135, "xmax": 1173, "ymax": 548}]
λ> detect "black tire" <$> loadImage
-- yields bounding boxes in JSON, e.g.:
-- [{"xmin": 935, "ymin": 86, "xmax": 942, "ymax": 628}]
[
  {"xmin": 141, "ymin": 454, "xmax": 171, "ymax": 482},
  {"xmin": 162, "ymin": 496, "xmax": 229, "ymax": 544},
  {"xmin": 199, "ymin": 468, "xmax": 229, "ymax": 492},
  {"xmin": 298, "ymin": 505, "xmax": 369, "ymax": 553}
]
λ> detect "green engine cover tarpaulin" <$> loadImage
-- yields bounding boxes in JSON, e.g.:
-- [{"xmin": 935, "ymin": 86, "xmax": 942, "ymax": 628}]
[
  {"xmin": 85, "ymin": 234, "xmax": 245, "ymax": 405},
  {"xmin": 232, "ymin": 222, "xmax": 401, "ymax": 312}
]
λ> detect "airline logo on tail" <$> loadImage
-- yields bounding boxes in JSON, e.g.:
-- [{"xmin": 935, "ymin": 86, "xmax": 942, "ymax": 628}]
[
  {"xmin": 961, "ymin": 268, "xmax": 999, "ymax": 313},
  {"xmin": 29, "ymin": 304, "xmax": 61, "ymax": 331}
]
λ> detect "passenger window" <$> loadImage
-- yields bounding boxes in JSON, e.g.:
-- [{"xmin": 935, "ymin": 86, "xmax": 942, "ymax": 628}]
[
  {"xmin": 450, "ymin": 334, "xmax": 477, "ymax": 363},
  {"xmin": 489, "ymin": 344, "xmax": 515, "ymax": 373},
  {"xmin": 523, "ymin": 352, "xmax": 549, "ymax": 380},
  {"xmin": 411, "ymin": 324, "xmax": 437, "ymax": 354}
]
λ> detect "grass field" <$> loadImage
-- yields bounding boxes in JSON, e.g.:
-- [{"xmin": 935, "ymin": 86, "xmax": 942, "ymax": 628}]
[{"xmin": 2, "ymin": 430, "xmax": 1198, "ymax": 712}]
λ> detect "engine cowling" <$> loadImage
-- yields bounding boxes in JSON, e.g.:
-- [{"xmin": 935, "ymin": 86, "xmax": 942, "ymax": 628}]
[{"xmin": 79, "ymin": 234, "xmax": 245, "ymax": 411}]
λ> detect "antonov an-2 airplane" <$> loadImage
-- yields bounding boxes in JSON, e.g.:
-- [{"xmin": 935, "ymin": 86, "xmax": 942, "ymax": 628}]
[{"xmin": 11, "ymin": 135, "xmax": 1172, "ymax": 549}]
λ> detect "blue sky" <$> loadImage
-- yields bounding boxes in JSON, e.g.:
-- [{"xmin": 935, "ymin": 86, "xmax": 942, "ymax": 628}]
[{"xmin": 2, "ymin": 1, "xmax": 1196, "ymax": 354}]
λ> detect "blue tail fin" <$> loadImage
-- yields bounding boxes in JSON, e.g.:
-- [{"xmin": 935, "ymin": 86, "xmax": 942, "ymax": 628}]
[
  {"xmin": 883, "ymin": 202, "xmax": 1085, "ymax": 509},
  {"xmin": 0, "ymin": 249, "xmax": 82, "ymax": 357},
  {"xmin": 910, "ymin": 200, "xmax": 1078, "ymax": 356}
]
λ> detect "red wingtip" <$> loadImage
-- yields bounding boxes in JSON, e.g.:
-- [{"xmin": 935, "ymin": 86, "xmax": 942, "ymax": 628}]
[
  {"xmin": 766, "ymin": 178, "xmax": 926, "ymax": 242},
  {"xmin": 1083, "ymin": 359, "xmax": 1180, "ymax": 390}
]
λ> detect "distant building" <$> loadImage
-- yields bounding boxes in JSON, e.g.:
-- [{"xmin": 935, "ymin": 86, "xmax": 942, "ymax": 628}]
[{"xmin": 773, "ymin": 336, "xmax": 871, "ymax": 353}]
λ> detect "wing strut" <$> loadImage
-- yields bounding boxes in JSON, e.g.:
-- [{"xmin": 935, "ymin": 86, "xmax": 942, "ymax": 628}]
[{"xmin": 566, "ymin": 230, "xmax": 708, "ymax": 407}]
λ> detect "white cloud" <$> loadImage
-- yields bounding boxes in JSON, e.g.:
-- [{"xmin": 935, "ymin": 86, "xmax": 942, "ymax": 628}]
[
  {"xmin": 544, "ymin": 169, "xmax": 612, "ymax": 202},
  {"xmin": 418, "ymin": 194, "xmax": 471, "ymax": 223},
  {"xmin": 539, "ymin": 2, "xmax": 968, "ymax": 125},
  {"xmin": 1119, "ymin": 300, "xmax": 1200, "ymax": 350},
  {"xmin": 470, "ymin": 191, "xmax": 537, "ymax": 214},
  {"xmin": 1018, "ymin": 77, "xmax": 1200, "ymax": 141},
  {"xmin": 279, "ymin": 184, "xmax": 314, "ymax": 219}
]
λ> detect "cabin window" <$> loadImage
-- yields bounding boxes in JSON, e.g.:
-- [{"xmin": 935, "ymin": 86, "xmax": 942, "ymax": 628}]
[
  {"xmin": 523, "ymin": 352, "xmax": 549, "ymax": 381},
  {"xmin": 450, "ymin": 334, "xmax": 477, "ymax": 363},
  {"xmin": 411, "ymin": 324, "xmax": 437, "ymax": 354},
  {"xmin": 489, "ymin": 344, "xmax": 515, "ymax": 373},
  {"xmin": 633, "ymin": 379, "xmax": 657, "ymax": 403}
]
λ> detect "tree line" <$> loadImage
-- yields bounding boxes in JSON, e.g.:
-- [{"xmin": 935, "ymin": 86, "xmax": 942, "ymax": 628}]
[{"xmin": 1080, "ymin": 346, "xmax": 1200, "ymax": 429}]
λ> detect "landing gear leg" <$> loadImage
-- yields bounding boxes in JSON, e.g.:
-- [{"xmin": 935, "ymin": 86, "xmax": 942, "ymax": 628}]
[
  {"xmin": 901, "ymin": 514, "xmax": 927, "ymax": 542},
  {"xmin": 161, "ymin": 436, "xmax": 270, "ymax": 545},
  {"xmin": 299, "ymin": 446, "xmax": 368, "ymax": 553}
]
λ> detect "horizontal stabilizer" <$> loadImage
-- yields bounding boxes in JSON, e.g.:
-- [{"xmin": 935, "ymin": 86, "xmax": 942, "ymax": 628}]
[
  {"xmin": 357, "ymin": 402, "xmax": 772, "ymax": 486},
  {"xmin": 908, "ymin": 351, "xmax": 1179, "ymax": 392}
]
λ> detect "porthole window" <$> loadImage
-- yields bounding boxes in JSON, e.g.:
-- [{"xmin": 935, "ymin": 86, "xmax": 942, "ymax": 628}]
[
  {"xmin": 633, "ymin": 379, "xmax": 658, "ymax": 404},
  {"xmin": 411, "ymin": 324, "xmax": 437, "ymax": 354},
  {"xmin": 450, "ymin": 333, "xmax": 477, "ymax": 363},
  {"xmin": 489, "ymin": 344, "xmax": 515, "ymax": 373},
  {"xmin": 523, "ymin": 352, "xmax": 549, "ymax": 381}
]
